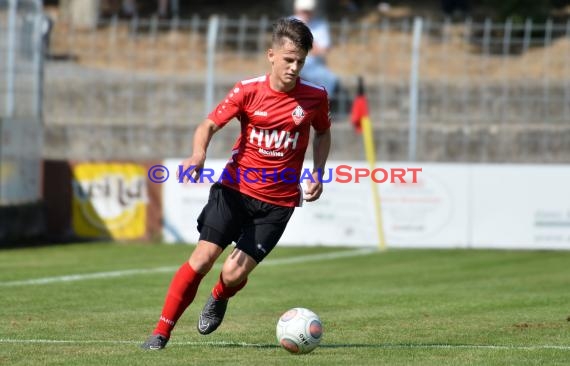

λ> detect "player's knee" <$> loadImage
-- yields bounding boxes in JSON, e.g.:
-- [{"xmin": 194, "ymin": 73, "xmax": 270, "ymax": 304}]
[
  {"xmin": 188, "ymin": 245, "xmax": 221, "ymax": 274},
  {"xmin": 215, "ymin": 247, "xmax": 259, "ymax": 285},
  {"xmin": 221, "ymin": 265, "xmax": 245, "ymax": 286},
  {"xmin": 188, "ymin": 256, "xmax": 214, "ymax": 274}
]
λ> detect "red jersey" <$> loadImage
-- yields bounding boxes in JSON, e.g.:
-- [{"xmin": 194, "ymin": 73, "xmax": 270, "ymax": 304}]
[{"xmin": 207, "ymin": 74, "xmax": 331, "ymax": 207}]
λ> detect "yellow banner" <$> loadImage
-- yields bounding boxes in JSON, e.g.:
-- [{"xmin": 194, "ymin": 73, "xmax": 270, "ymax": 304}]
[{"xmin": 72, "ymin": 163, "xmax": 148, "ymax": 239}]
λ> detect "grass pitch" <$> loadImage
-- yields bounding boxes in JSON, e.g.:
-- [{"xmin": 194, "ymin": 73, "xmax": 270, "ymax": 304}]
[{"xmin": 1, "ymin": 242, "xmax": 569, "ymax": 365}]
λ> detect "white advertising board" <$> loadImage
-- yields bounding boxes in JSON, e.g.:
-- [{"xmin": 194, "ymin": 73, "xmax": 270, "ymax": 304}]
[
  {"xmin": 162, "ymin": 159, "xmax": 472, "ymax": 248},
  {"xmin": 162, "ymin": 159, "xmax": 570, "ymax": 249},
  {"xmin": 162, "ymin": 159, "xmax": 228, "ymax": 243},
  {"xmin": 377, "ymin": 162, "xmax": 470, "ymax": 248},
  {"xmin": 281, "ymin": 161, "xmax": 470, "ymax": 248},
  {"xmin": 470, "ymin": 165, "xmax": 570, "ymax": 249}
]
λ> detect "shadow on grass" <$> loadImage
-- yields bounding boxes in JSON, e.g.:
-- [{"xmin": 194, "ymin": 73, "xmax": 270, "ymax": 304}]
[
  {"xmin": 173, "ymin": 341, "xmax": 562, "ymax": 350},
  {"xmin": 173, "ymin": 341, "xmax": 433, "ymax": 349}
]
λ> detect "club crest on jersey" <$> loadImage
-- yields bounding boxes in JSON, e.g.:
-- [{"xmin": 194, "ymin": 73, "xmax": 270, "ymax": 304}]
[{"xmin": 291, "ymin": 105, "xmax": 306, "ymax": 125}]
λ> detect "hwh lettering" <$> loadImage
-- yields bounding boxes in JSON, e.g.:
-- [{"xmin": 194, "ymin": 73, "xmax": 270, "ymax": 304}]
[{"xmin": 249, "ymin": 127, "xmax": 299, "ymax": 149}]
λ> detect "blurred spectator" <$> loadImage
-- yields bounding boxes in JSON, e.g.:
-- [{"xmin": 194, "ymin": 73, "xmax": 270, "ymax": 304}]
[{"xmin": 292, "ymin": 0, "xmax": 340, "ymax": 96}]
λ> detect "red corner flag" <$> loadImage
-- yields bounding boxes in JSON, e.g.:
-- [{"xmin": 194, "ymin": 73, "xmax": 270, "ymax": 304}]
[
  {"xmin": 350, "ymin": 76, "xmax": 368, "ymax": 134},
  {"xmin": 350, "ymin": 77, "xmax": 386, "ymax": 250}
]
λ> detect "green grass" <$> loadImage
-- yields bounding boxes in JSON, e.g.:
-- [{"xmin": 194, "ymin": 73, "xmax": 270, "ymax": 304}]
[{"xmin": 1, "ymin": 242, "xmax": 570, "ymax": 365}]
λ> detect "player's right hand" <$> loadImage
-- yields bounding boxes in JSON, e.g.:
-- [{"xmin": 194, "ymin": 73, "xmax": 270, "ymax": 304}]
[{"xmin": 177, "ymin": 153, "xmax": 206, "ymax": 184}]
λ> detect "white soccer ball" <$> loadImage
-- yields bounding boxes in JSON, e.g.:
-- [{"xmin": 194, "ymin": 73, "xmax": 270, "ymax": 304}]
[{"xmin": 276, "ymin": 307, "xmax": 323, "ymax": 354}]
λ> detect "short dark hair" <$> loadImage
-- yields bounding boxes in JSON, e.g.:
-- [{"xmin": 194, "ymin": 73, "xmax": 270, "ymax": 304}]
[{"xmin": 272, "ymin": 17, "xmax": 313, "ymax": 53}]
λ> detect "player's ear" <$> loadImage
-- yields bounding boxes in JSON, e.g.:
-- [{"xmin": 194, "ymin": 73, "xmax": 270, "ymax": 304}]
[{"xmin": 267, "ymin": 48, "xmax": 274, "ymax": 64}]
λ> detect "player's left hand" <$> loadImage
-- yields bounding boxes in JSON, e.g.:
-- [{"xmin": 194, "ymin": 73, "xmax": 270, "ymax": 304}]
[{"xmin": 303, "ymin": 171, "xmax": 323, "ymax": 202}]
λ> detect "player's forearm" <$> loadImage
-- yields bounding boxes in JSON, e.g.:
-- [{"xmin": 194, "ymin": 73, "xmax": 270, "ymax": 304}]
[
  {"xmin": 192, "ymin": 119, "xmax": 219, "ymax": 159},
  {"xmin": 312, "ymin": 129, "xmax": 331, "ymax": 172}
]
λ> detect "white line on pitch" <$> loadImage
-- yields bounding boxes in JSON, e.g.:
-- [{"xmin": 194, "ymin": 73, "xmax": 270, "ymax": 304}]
[
  {"xmin": 0, "ymin": 339, "xmax": 569, "ymax": 351},
  {"xmin": 0, "ymin": 248, "xmax": 375, "ymax": 287},
  {"xmin": 0, "ymin": 266, "xmax": 179, "ymax": 287}
]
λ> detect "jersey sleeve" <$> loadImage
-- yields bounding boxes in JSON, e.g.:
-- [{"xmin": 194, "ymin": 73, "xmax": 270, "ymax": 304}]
[
  {"xmin": 312, "ymin": 94, "xmax": 332, "ymax": 132},
  {"xmin": 207, "ymin": 82, "xmax": 245, "ymax": 128}
]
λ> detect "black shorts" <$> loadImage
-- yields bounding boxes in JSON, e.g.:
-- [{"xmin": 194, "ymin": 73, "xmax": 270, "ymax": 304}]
[{"xmin": 197, "ymin": 183, "xmax": 295, "ymax": 263}]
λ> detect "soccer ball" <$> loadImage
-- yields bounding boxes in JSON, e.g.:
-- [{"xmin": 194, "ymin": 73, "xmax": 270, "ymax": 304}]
[{"xmin": 276, "ymin": 307, "xmax": 323, "ymax": 354}]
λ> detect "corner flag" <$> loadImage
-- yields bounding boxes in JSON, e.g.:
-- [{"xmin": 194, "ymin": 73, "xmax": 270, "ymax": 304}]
[
  {"xmin": 350, "ymin": 77, "xmax": 368, "ymax": 134},
  {"xmin": 350, "ymin": 76, "xmax": 386, "ymax": 250}
]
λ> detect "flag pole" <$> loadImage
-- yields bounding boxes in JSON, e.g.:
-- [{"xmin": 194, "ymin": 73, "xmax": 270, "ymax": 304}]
[{"xmin": 353, "ymin": 77, "xmax": 386, "ymax": 250}]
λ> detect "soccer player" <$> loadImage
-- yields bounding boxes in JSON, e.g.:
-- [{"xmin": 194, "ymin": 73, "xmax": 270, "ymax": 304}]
[{"xmin": 141, "ymin": 17, "xmax": 332, "ymax": 350}]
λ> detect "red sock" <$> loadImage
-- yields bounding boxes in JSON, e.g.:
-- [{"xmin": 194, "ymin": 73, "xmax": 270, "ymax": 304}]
[
  {"xmin": 212, "ymin": 273, "xmax": 248, "ymax": 300},
  {"xmin": 153, "ymin": 262, "xmax": 204, "ymax": 338}
]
